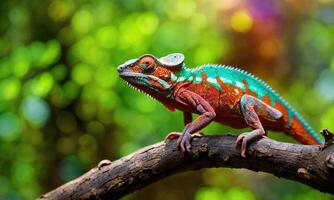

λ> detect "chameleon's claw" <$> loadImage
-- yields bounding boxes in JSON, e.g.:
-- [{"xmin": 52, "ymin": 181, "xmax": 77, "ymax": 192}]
[
  {"xmin": 165, "ymin": 132, "xmax": 182, "ymax": 141},
  {"xmin": 166, "ymin": 131, "xmax": 204, "ymax": 157},
  {"xmin": 236, "ymin": 132, "xmax": 248, "ymax": 145},
  {"xmin": 236, "ymin": 130, "xmax": 265, "ymax": 157},
  {"xmin": 176, "ymin": 132, "xmax": 203, "ymax": 157},
  {"xmin": 177, "ymin": 132, "xmax": 191, "ymax": 157},
  {"xmin": 191, "ymin": 132, "xmax": 204, "ymax": 138},
  {"xmin": 165, "ymin": 132, "xmax": 203, "ymax": 142},
  {"xmin": 236, "ymin": 132, "xmax": 248, "ymax": 157}
]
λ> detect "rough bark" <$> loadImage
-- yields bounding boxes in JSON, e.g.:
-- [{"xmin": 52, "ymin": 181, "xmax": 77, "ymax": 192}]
[{"xmin": 38, "ymin": 134, "xmax": 334, "ymax": 200}]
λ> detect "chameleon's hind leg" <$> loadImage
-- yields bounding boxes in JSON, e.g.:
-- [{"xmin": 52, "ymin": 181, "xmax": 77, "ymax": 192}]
[
  {"xmin": 237, "ymin": 94, "xmax": 282, "ymax": 157},
  {"xmin": 165, "ymin": 112, "xmax": 203, "ymax": 141}
]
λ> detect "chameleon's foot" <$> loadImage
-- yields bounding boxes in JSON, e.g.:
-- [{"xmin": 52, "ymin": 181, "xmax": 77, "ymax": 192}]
[
  {"xmin": 236, "ymin": 129, "xmax": 265, "ymax": 157},
  {"xmin": 177, "ymin": 132, "xmax": 203, "ymax": 157},
  {"xmin": 166, "ymin": 131, "xmax": 203, "ymax": 157}
]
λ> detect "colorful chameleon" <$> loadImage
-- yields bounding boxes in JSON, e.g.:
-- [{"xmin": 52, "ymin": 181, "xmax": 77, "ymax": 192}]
[{"xmin": 117, "ymin": 53, "xmax": 322, "ymax": 157}]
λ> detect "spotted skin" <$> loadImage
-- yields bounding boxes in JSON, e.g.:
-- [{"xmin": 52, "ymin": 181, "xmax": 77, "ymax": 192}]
[{"xmin": 118, "ymin": 53, "xmax": 322, "ymax": 157}]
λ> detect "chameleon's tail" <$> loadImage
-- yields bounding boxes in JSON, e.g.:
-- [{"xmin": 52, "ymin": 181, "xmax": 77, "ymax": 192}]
[{"xmin": 284, "ymin": 110, "xmax": 322, "ymax": 145}]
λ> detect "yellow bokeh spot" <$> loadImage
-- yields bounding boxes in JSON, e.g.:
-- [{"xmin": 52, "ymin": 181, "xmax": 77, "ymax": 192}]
[
  {"xmin": 319, "ymin": 0, "xmax": 332, "ymax": 3},
  {"xmin": 48, "ymin": 0, "xmax": 72, "ymax": 22},
  {"xmin": 230, "ymin": 9, "xmax": 253, "ymax": 33}
]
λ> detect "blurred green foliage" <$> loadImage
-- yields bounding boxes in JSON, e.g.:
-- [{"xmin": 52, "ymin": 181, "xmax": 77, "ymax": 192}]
[{"xmin": 0, "ymin": 0, "xmax": 334, "ymax": 199}]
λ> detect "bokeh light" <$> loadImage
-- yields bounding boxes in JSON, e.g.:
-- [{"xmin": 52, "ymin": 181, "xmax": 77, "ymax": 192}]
[
  {"xmin": 0, "ymin": 113, "xmax": 21, "ymax": 141},
  {"xmin": 230, "ymin": 9, "xmax": 253, "ymax": 33},
  {"xmin": 22, "ymin": 97, "xmax": 50, "ymax": 126}
]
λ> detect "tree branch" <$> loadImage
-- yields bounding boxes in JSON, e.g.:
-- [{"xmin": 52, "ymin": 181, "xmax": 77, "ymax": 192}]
[{"xmin": 38, "ymin": 134, "xmax": 334, "ymax": 200}]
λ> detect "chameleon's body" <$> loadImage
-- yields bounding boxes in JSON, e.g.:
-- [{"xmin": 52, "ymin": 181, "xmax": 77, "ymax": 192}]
[{"xmin": 118, "ymin": 53, "xmax": 322, "ymax": 156}]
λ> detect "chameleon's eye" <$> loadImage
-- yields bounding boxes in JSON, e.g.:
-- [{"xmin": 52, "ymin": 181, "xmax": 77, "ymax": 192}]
[
  {"xmin": 143, "ymin": 61, "xmax": 151, "ymax": 66},
  {"xmin": 140, "ymin": 57, "xmax": 155, "ymax": 72}
]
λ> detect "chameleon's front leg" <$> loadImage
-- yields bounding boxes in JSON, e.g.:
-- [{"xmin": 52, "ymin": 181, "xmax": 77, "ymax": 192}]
[
  {"xmin": 165, "ymin": 112, "xmax": 203, "ymax": 140},
  {"xmin": 168, "ymin": 88, "xmax": 216, "ymax": 156}
]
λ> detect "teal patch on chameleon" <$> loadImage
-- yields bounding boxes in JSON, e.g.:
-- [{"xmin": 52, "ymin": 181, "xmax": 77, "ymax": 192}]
[{"xmin": 176, "ymin": 64, "xmax": 279, "ymax": 107}]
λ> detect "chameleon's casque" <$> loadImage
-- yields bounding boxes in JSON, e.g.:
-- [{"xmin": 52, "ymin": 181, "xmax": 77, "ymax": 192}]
[{"xmin": 118, "ymin": 53, "xmax": 322, "ymax": 157}]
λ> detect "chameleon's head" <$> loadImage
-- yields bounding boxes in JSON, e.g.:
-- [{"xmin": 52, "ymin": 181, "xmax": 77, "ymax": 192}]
[{"xmin": 117, "ymin": 53, "xmax": 184, "ymax": 98}]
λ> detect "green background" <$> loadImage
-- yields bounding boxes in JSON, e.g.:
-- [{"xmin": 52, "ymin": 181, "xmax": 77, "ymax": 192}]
[{"xmin": 0, "ymin": 0, "xmax": 334, "ymax": 199}]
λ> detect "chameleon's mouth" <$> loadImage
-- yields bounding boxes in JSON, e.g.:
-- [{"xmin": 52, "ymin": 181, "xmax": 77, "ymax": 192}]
[
  {"xmin": 119, "ymin": 72, "xmax": 154, "ymax": 88},
  {"xmin": 119, "ymin": 71, "xmax": 172, "ymax": 97},
  {"xmin": 118, "ymin": 71, "xmax": 146, "ymax": 79},
  {"xmin": 119, "ymin": 72, "xmax": 148, "ymax": 93}
]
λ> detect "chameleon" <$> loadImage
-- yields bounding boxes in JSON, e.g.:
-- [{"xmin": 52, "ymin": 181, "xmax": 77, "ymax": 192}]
[{"xmin": 117, "ymin": 53, "xmax": 322, "ymax": 157}]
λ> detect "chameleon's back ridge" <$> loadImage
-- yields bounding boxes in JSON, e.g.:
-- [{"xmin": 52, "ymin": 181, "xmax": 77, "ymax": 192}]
[
  {"xmin": 181, "ymin": 64, "xmax": 322, "ymax": 144},
  {"xmin": 118, "ymin": 53, "xmax": 322, "ymax": 157}
]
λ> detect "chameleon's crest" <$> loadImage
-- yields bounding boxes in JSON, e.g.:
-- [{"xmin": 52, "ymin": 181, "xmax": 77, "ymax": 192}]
[
  {"xmin": 117, "ymin": 53, "xmax": 184, "ymax": 70},
  {"xmin": 158, "ymin": 53, "xmax": 184, "ymax": 68}
]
